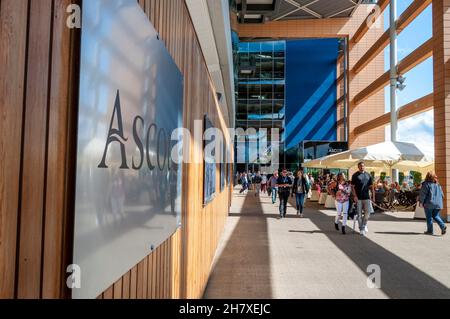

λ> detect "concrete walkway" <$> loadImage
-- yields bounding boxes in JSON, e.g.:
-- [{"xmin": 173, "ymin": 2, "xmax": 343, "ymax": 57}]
[{"xmin": 203, "ymin": 187, "xmax": 450, "ymax": 299}]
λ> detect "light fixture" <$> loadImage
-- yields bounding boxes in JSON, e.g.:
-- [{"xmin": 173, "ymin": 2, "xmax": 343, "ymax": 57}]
[
  {"xmin": 398, "ymin": 75, "xmax": 406, "ymax": 84},
  {"xmin": 239, "ymin": 69, "xmax": 253, "ymax": 75},
  {"xmin": 396, "ymin": 74, "xmax": 406, "ymax": 91}
]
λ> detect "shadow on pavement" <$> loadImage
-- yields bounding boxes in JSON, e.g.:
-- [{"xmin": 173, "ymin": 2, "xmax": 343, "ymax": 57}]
[
  {"xmin": 300, "ymin": 200, "xmax": 450, "ymax": 299},
  {"xmin": 203, "ymin": 189, "xmax": 273, "ymax": 299}
]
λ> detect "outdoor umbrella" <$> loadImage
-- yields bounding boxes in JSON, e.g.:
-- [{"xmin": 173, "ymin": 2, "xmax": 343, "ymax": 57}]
[{"xmin": 302, "ymin": 141, "xmax": 434, "ymax": 173}]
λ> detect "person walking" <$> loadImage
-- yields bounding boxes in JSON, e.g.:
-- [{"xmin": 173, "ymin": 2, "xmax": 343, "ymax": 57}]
[
  {"xmin": 306, "ymin": 173, "xmax": 313, "ymax": 199},
  {"xmin": 276, "ymin": 169, "xmax": 293, "ymax": 218},
  {"xmin": 334, "ymin": 173, "xmax": 352, "ymax": 235},
  {"xmin": 248, "ymin": 171, "xmax": 253, "ymax": 191},
  {"xmin": 351, "ymin": 162, "xmax": 375, "ymax": 236},
  {"xmin": 253, "ymin": 171, "xmax": 262, "ymax": 197},
  {"xmin": 269, "ymin": 171, "xmax": 279, "ymax": 204},
  {"xmin": 292, "ymin": 170, "xmax": 309, "ymax": 217},
  {"xmin": 419, "ymin": 172, "xmax": 447, "ymax": 236},
  {"xmin": 261, "ymin": 173, "xmax": 268, "ymax": 194},
  {"xmin": 239, "ymin": 172, "xmax": 249, "ymax": 194}
]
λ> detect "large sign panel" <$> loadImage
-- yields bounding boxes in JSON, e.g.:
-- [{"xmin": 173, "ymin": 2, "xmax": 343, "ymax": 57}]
[
  {"xmin": 302, "ymin": 141, "xmax": 349, "ymax": 162},
  {"xmin": 203, "ymin": 115, "xmax": 216, "ymax": 205},
  {"xmin": 73, "ymin": 0, "xmax": 183, "ymax": 299}
]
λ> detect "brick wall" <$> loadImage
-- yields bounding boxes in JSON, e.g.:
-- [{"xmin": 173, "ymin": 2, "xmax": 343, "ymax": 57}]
[{"xmin": 432, "ymin": 0, "xmax": 450, "ymax": 221}]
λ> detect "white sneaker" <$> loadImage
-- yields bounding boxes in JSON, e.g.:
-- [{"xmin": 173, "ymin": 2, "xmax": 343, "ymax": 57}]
[
  {"xmin": 360, "ymin": 230, "xmax": 366, "ymax": 236},
  {"xmin": 364, "ymin": 225, "xmax": 369, "ymax": 233}
]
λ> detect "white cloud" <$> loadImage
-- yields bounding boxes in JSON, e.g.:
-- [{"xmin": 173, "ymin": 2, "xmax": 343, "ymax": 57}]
[{"xmin": 385, "ymin": 110, "xmax": 434, "ymax": 155}]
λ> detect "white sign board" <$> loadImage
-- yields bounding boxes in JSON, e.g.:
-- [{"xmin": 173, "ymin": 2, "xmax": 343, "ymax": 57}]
[{"xmin": 73, "ymin": 0, "xmax": 183, "ymax": 299}]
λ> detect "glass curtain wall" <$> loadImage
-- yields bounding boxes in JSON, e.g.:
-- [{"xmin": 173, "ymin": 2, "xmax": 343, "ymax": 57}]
[{"xmin": 235, "ymin": 41, "xmax": 286, "ymax": 173}]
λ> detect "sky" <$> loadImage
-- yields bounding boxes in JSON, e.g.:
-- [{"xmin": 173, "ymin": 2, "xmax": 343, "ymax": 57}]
[{"xmin": 382, "ymin": 1, "xmax": 434, "ymax": 155}]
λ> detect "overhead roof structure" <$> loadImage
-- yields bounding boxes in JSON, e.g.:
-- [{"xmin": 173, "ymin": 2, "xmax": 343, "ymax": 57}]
[{"xmin": 233, "ymin": 0, "xmax": 375, "ymax": 24}]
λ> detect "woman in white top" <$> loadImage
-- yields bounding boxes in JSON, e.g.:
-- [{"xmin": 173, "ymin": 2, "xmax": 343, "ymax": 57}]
[{"xmin": 334, "ymin": 173, "xmax": 352, "ymax": 235}]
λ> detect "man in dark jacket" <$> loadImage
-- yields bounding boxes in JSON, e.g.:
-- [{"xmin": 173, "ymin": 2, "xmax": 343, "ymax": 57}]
[
  {"xmin": 276, "ymin": 169, "xmax": 293, "ymax": 218},
  {"xmin": 253, "ymin": 171, "xmax": 262, "ymax": 197}
]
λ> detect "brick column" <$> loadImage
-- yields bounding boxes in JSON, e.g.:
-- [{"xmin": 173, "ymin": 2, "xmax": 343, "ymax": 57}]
[{"xmin": 433, "ymin": 0, "xmax": 450, "ymax": 221}]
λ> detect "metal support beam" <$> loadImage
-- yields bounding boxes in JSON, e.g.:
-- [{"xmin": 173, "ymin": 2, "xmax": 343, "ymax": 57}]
[
  {"xmin": 392, "ymin": 0, "xmax": 403, "ymax": 182},
  {"xmin": 239, "ymin": 0, "xmax": 247, "ymax": 23},
  {"xmin": 390, "ymin": 0, "xmax": 398, "ymax": 144},
  {"xmin": 282, "ymin": 0, "xmax": 322, "ymax": 19}
]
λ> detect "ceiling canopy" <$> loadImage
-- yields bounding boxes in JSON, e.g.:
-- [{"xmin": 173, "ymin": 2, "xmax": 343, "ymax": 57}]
[{"xmin": 233, "ymin": 0, "xmax": 375, "ymax": 24}]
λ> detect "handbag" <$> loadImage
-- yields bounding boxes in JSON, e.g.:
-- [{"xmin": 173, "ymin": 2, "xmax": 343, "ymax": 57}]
[{"xmin": 348, "ymin": 202, "xmax": 357, "ymax": 220}]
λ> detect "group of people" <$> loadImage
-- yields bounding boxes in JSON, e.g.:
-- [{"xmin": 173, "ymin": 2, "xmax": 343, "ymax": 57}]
[
  {"xmin": 238, "ymin": 169, "xmax": 312, "ymax": 217},
  {"xmin": 238, "ymin": 171, "xmax": 268, "ymax": 196},
  {"xmin": 237, "ymin": 161, "xmax": 447, "ymax": 237},
  {"xmin": 373, "ymin": 179, "xmax": 421, "ymax": 207}
]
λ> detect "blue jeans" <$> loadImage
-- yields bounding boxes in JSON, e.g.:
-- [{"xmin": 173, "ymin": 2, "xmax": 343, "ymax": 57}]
[
  {"xmin": 425, "ymin": 208, "xmax": 446, "ymax": 233},
  {"xmin": 295, "ymin": 193, "xmax": 306, "ymax": 213},
  {"xmin": 279, "ymin": 191, "xmax": 290, "ymax": 217},
  {"xmin": 271, "ymin": 187, "xmax": 278, "ymax": 203}
]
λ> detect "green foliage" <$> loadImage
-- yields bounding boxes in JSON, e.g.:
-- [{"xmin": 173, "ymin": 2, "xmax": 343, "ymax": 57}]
[{"xmin": 411, "ymin": 171, "xmax": 423, "ymax": 185}]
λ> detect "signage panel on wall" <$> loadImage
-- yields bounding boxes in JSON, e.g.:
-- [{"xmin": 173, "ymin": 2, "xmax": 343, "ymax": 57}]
[
  {"xmin": 73, "ymin": 0, "xmax": 184, "ymax": 299},
  {"xmin": 203, "ymin": 115, "xmax": 216, "ymax": 205},
  {"xmin": 302, "ymin": 141, "xmax": 349, "ymax": 162}
]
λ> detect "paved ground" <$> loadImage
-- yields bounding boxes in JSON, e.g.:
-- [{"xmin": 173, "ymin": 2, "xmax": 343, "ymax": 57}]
[{"xmin": 203, "ymin": 187, "xmax": 450, "ymax": 299}]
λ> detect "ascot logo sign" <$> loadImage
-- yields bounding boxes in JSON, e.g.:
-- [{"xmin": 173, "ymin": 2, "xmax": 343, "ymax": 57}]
[
  {"xmin": 98, "ymin": 90, "xmax": 173, "ymax": 171},
  {"xmin": 97, "ymin": 91, "xmax": 283, "ymax": 168}
]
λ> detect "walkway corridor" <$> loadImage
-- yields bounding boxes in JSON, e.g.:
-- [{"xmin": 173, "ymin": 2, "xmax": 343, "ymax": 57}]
[{"xmin": 204, "ymin": 188, "xmax": 450, "ymax": 299}]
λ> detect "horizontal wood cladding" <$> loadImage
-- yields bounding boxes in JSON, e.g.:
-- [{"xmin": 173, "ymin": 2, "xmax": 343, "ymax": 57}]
[
  {"xmin": 351, "ymin": 0, "xmax": 390, "ymax": 45},
  {"xmin": 352, "ymin": 38, "xmax": 433, "ymax": 108},
  {"xmin": 353, "ymin": 93, "xmax": 434, "ymax": 135},
  {"xmin": 352, "ymin": 0, "xmax": 432, "ymax": 75}
]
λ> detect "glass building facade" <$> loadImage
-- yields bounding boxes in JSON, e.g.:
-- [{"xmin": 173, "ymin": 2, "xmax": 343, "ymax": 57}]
[{"xmin": 235, "ymin": 41, "xmax": 286, "ymax": 172}]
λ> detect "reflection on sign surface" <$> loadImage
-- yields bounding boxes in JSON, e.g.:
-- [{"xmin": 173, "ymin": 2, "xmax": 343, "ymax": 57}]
[{"xmin": 73, "ymin": 0, "xmax": 183, "ymax": 299}]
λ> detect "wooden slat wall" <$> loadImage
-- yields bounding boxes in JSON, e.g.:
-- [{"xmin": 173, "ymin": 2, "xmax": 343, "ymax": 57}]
[
  {"xmin": 98, "ymin": 0, "xmax": 232, "ymax": 299},
  {"xmin": 0, "ymin": 0, "xmax": 80, "ymax": 298},
  {"xmin": 0, "ymin": 0, "xmax": 30, "ymax": 298},
  {"xmin": 1, "ymin": 0, "xmax": 230, "ymax": 299}
]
